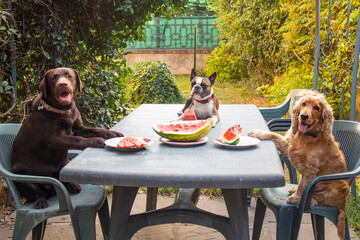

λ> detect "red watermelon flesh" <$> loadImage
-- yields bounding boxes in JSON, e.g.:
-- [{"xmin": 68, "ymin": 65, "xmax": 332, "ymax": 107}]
[
  {"xmin": 222, "ymin": 124, "xmax": 242, "ymax": 144},
  {"xmin": 183, "ymin": 109, "xmax": 197, "ymax": 121}
]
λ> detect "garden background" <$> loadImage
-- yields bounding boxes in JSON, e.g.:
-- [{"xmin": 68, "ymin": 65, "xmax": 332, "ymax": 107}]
[{"xmin": 0, "ymin": 0, "xmax": 359, "ymax": 235}]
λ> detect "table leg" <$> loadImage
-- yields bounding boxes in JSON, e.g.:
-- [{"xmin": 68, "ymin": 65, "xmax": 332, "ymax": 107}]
[
  {"xmin": 222, "ymin": 188, "xmax": 249, "ymax": 240},
  {"xmin": 109, "ymin": 186, "xmax": 139, "ymax": 240}
]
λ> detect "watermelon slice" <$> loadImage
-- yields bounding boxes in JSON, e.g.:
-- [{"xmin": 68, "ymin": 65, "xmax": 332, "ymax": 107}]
[
  {"xmin": 153, "ymin": 118, "xmax": 213, "ymax": 141},
  {"xmin": 183, "ymin": 109, "xmax": 197, "ymax": 121},
  {"xmin": 117, "ymin": 136, "xmax": 146, "ymax": 148},
  {"xmin": 221, "ymin": 124, "xmax": 242, "ymax": 145}
]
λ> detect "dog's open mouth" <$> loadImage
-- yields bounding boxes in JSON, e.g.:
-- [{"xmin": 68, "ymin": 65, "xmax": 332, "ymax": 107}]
[
  {"xmin": 57, "ymin": 91, "xmax": 73, "ymax": 105},
  {"xmin": 299, "ymin": 122, "xmax": 312, "ymax": 131}
]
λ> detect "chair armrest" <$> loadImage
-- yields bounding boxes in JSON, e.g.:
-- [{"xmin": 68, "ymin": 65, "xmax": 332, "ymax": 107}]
[
  {"xmin": 259, "ymin": 98, "xmax": 291, "ymax": 121},
  {"xmin": 298, "ymin": 165, "xmax": 360, "ymax": 213},
  {"xmin": 0, "ymin": 165, "xmax": 73, "ymax": 213},
  {"xmin": 267, "ymin": 118, "xmax": 291, "ymax": 131}
]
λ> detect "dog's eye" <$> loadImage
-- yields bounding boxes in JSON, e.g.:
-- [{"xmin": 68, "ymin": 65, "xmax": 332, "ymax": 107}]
[
  {"xmin": 201, "ymin": 83, "xmax": 207, "ymax": 88},
  {"xmin": 302, "ymin": 102, "xmax": 306, "ymax": 106},
  {"xmin": 68, "ymin": 75, "xmax": 72, "ymax": 78},
  {"xmin": 314, "ymin": 105, "xmax": 319, "ymax": 110}
]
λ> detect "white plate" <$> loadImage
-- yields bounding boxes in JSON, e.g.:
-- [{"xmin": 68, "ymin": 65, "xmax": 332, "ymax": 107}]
[
  {"xmin": 214, "ymin": 136, "xmax": 260, "ymax": 149},
  {"xmin": 105, "ymin": 137, "xmax": 153, "ymax": 152},
  {"xmin": 159, "ymin": 137, "xmax": 209, "ymax": 146}
]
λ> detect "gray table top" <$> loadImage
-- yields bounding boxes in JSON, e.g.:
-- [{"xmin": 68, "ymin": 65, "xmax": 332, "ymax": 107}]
[{"xmin": 60, "ymin": 104, "xmax": 285, "ymax": 189}]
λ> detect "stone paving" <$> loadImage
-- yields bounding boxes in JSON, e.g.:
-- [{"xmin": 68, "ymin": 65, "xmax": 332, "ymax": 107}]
[{"xmin": 0, "ymin": 192, "xmax": 356, "ymax": 240}]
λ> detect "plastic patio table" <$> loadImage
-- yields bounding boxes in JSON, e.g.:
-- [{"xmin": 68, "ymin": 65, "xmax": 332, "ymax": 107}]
[{"xmin": 60, "ymin": 104, "xmax": 285, "ymax": 240}]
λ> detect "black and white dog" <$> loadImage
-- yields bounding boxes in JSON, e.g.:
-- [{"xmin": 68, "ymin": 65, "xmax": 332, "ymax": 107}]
[{"xmin": 176, "ymin": 69, "xmax": 220, "ymax": 126}]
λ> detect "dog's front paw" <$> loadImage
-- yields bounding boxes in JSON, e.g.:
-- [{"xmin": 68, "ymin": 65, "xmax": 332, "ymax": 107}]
[
  {"xmin": 288, "ymin": 187, "xmax": 297, "ymax": 195},
  {"xmin": 287, "ymin": 194, "xmax": 301, "ymax": 204},
  {"xmin": 105, "ymin": 130, "xmax": 123, "ymax": 139},
  {"xmin": 84, "ymin": 137, "xmax": 105, "ymax": 148},
  {"xmin": 65, "ymin": 182, "xmax": 82, "ymax": 194},
  {"xmin": 34, "ymin": 197, "xmax": 49, "ymax": 209},
  {"xmin": 247, "ymin": 129, "xmax": 267, "ymax": 140}
]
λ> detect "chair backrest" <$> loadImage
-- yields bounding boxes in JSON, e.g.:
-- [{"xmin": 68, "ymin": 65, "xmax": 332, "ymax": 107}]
[
  {"xmin": 0, "ymin": 124, "xmax": 22, "ymax": 205},
  {"xmin": 313, "ymin": 0, "xmax": 360, "ymax": 121},
  {"xmin": 332, "ymin": 120, "xmax": 360, "ymax": 196},
  {"xmin": 333, "ymin": 120, "xmax": 360, "ymax": 172}
]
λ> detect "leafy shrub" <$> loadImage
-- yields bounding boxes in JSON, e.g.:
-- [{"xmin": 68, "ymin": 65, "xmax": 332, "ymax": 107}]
[
  {"xmin": 126, "ymin": 61, "xmax": 184, "ymax": 105},
  {"xmin": 346, "ymin": 194, "xmax": 360, "ymax": 238},
  {"xmin": 206, "ymin": 0, "xmax": 290, "ymax": 85},
  {"xmin": 258, "ymin": 0, "xmax": 359, "ymax": 119},
  {"xmin": 77, "ymin": 59, "xmax": 131, "ymax": 129}
]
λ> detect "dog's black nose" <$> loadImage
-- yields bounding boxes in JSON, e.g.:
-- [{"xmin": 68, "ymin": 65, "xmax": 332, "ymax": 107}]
[{"xmin": 301, "ymin": 114, "xmax": 309, "ymax": 120}]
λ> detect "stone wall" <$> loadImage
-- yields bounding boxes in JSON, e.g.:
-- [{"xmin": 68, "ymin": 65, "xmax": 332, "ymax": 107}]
[{"xmin": 125, "ymin": 49, "xmax": 212, "ymax": 75}]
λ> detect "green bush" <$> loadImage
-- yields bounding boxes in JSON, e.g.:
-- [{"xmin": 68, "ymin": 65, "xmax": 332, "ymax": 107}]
[
  {"xmin": 206, "ymin": 0, "xmax": 289, "ymax": 85},
  {"xmin": 77, "ymin": 59, "xmax": 131, "ymax": 129},
  {"xmin": 126, "ymin": 61, "xmax": 184, "ymax": 105}
]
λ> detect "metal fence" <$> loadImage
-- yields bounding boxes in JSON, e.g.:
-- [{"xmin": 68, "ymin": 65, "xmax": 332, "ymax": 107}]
[{"xmin": 126, "ymin": 17, "xmax": 219, "ymax": 49}]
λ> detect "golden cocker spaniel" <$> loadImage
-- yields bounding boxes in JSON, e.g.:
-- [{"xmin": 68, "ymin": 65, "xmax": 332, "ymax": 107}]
[{"xmin": 248, "ymin": 92, "xmax": 350, "ymax": 240}]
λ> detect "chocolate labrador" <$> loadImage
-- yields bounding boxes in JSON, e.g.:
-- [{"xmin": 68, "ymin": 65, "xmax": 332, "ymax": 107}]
[{"xmin": 11, "ymin": 67, "xmax": 123, "ymax": 209}]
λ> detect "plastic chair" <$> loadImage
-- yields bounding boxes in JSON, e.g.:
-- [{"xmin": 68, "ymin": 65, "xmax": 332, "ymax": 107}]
[
  {"xmin": 259, "ymin": 89, "xmax": 312, "ymax": 121},
  {"xmin": 252, "ymin": 120, "xmax": 360, "ymax": 240},
  {"xmin": 0, "ymin": 123, "xmax": 110, "ymax": 240}
]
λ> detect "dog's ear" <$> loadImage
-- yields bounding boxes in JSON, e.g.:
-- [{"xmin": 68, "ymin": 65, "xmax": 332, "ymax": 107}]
[
  {"xmin": 39, "ymin": 71, "xmax": 50, "ymax": 98},
  {"xmin": 191, "ymin": 69, "xmax": 197, "ymax": 80},
  {"xmin": 322, "ymin": 96, "xmax": 334, "ymax": 140},
  {"xmin": 72, "ymin": 68, "xmax": 83, "ymax": 93},
  {"xmin": 208, "ymin": 72, "xmax": 217, "ymax": 86},
  {"xmin": 291, "ymin": 100, "xmax": 301, "ymax": 134}
]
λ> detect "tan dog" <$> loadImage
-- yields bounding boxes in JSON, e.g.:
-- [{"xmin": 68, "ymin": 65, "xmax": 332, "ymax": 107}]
[{"xmin": 248, "ymin": 92, "xmax": 349, "ymax": 239}]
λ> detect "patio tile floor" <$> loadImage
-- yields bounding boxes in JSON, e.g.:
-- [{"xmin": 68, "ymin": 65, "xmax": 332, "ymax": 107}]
[{"xmin": 0, "ymin": 192, "xmax": 355, "ymax": 239}]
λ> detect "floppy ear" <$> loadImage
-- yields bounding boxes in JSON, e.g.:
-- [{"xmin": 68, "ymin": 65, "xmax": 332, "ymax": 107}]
[
  {"xmin": 322, "ymin": 97, "xmax": 334, "ymax": 140},
  {"xmin": 72, "ymin": 68, "xmax": 83, "ymax": 93},
  {"xmin": 191, "ymin": 69, "xmax": 197, "ymax": 81},
  {"xmin": 39, "ymin": 71, "xmax": 50, "ymax": 98},
  {"xmin": 208, "ymin": 72, "xmax": 217, "ymax": 86},
  {"xmin": 291, "ymin": 100, "xmax": 300, "ymax": 134}
]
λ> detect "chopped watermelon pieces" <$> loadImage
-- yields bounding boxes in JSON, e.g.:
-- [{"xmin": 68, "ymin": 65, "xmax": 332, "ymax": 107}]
[
  {"xmin": 222, "ymin": 124, "xmax": 242, "ymax": 145},
  {"xmin": 183, "ymin": 109, "xmax": 197, "ymax": 121},
  {"xmin": 117, "ymin": 136, "xmax": 147, "ymax": 148}
]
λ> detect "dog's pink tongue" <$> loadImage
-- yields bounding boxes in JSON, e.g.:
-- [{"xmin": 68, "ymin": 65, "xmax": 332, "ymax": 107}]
[
  {"xmin": 299, "ymin": 123, "xmax": 308, "ymax": 131},
  {"xmin": 59, "ymin": 92, "xmax": 71, "ymax": 102}
]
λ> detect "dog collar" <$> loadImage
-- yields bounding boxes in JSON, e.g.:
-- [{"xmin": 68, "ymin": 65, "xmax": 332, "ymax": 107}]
[
  {"xmin": 194, "ymin": 93, "xmax": 214, "ymax": 104},
  {"xmin": 38, "ymin": 100, "xmax": 70, "ymax": 115},
  {"xmin": 305, "ymin": 132, "xmax": 318, "ymax": 138}
]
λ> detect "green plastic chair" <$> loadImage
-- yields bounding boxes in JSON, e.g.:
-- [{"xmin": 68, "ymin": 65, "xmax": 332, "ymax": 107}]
[
  {"xmin": 0, "ymin": 123, "xmax": 110, "ymax": 240},
  {"xmin": 252, "ymin": 120, "xmax": 360, "ymax": 240},
  {"xmin": 259, "ymin": 89, "xmax": 312, "ymax": 121}
]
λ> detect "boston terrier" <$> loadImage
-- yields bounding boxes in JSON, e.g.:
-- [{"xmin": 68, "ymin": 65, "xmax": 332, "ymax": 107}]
[{"xmin": 177, "ymin": 69, "xmax": 220, "ymax": 126}]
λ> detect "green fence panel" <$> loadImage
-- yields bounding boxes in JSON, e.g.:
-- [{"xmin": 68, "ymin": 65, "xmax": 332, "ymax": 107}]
[{"xmin": 126, "ymin": 16, "xmax": 219, "ymax": 49}]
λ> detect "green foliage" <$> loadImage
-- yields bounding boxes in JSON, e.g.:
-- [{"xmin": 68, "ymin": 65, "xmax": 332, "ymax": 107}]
[
  {"xmin": 206, "ymin": 0, "xmax": 290, "ymax": 84},
  {"xmin": 258, "ymin": 0, "xmax": 359, "ymax": 119},
  {"xmin": 0, "ymin": 0, "xmax": 188, "ymax": 124},
  {"xmin": 126, "ymin": 61, "xmax": 184, "ymax": 105},
  {"xmin": 346, "ymin": 194, "xmax": 360, "ymax": 237},
  {"xmin": 257, "ymin": 62, "xmax": 313, "ymax": 105},
  {"xmin": 76, "ymin": 58, "xmax": 131, "ymax": 129}
]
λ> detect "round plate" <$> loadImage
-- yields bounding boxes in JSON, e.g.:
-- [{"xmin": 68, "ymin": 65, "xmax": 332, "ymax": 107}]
[
  {"xmin": 159, "ymin": 136, "xmax": 209, "ymax": 146},
  {"xmin": 214, "ymin": 136, "xmax": 260, "ymax": 149},
  {"xmin": 105, "ymin": 137, "xmax": 153, "ymax": 152}
]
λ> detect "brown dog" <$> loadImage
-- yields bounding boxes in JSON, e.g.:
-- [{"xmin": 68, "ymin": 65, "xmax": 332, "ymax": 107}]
[
  {"xmin": 11, "ymin": 67, "xmax": 123, "ymax": 209},
  {"xmin": 248, "ymin": 92, "xmax": 350, "ymax": 239}
]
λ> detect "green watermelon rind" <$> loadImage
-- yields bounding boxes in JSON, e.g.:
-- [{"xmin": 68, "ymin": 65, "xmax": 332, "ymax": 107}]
[
  {"xmin": 221, "ymin": 137, "xmax": 240, "ymax": 145},
  {"xmin": 152, "ymin": 119, "xmax": 213, "ymax": 142}
]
